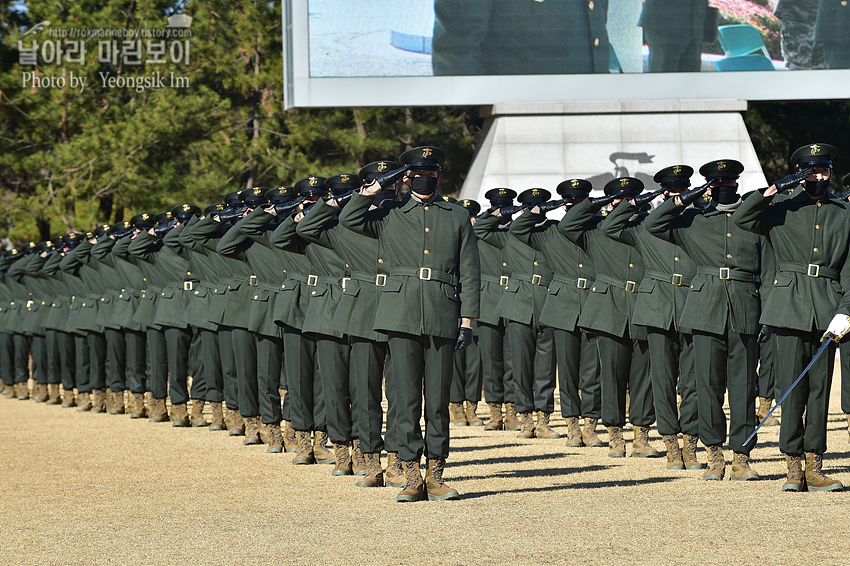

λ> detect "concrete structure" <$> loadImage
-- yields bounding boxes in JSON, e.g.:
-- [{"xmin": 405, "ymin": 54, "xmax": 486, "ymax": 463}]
[{"xmin": 459, "ymin": 100, "xmax": 767, "ymax": 216}]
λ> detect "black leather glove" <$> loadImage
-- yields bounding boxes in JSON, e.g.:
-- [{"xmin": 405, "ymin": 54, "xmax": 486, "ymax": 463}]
[
  {"xmin": 370, "ymin": 166, "xmax": 408, "ymax": 189},
  {"xmin": 757, "ymin": 325, "xmax": 773, "ymax": 343},
  {"xmin": 774, "ymin": 167, "xmax": 813, "ymax": 193},
  {"xmin": 498, "ymin": 204, "xmax": 525, "ymax": 216},
  {"xmin": 538, "ymin": 198, "xmax": 568, "ymax": 213},
  {"xmin": 590, "ymin": 194, "xmax": 616, "ymax": 207},
  {"xmin": 273, "ymin": 197, "xmax": 305, "ymax": 215},
  {"xmin": 454, "ymin": 326, "xmax": 473, "ymax": 352},
  {"xmin": 332, "ymin": 190, "xmax": 354, "ymax": 206},
  {"xmin": 632, "ymin": 188, "xmax": 665, "ymax": 207},
  {"xmin": 677, "ymin": 181, "xmax": 712, "ymax": 206}
]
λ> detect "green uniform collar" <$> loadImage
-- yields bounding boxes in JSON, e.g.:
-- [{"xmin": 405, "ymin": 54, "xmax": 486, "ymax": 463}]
[{"xmin": 400, "ymin": 191, "xmax": 452, "ymax": 213}]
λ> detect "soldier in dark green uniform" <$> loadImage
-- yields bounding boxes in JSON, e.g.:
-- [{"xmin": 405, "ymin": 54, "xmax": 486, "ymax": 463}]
[
  {"xmin": 601, "ymin": 167, "xmax": 702, "ymax": 470},
  {"xmin": 341, "ymin": 146, "xmax": 480, "ymax": 502},
  {"xmin": 562, "ymin": 179, "xmax": 657, "ymax": 459},
  {"xmin": 735, "ymin": 143, "xmax": 846, "ymax": 491},
  {"xmin": 646, "ymin": 160, "xmax": 770, "ymax": 482},
  {"xmin": 512, "ymin": 180, "xmax": 603, "ymax": 448},
  {"xmin": 0, "ymin": 253, "xmax": 15, "ymax": 399}
]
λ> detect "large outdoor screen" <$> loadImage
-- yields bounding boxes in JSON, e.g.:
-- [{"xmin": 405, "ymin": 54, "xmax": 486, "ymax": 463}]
[{"xmin": 283, "ymin": 0, "xmax": 850, "ymax": 108}]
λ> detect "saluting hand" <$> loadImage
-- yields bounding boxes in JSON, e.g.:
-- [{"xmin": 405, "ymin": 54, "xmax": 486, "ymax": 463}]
[{"xmin": 361, "ymin": 179, "xmax": 381, "ymax": 197}]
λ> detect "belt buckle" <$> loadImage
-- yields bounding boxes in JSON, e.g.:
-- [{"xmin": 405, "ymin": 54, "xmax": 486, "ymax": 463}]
[
  {"xmin": 419, "ymin": 267, "xmax": 432, "ymax": 281},
  {"xmin": 807, "ymin": 264, "xmax": 820, "ymax": 277},
  {"xmin": 140, "ymin": 290, "xmax": 145, "ymax": 299},
  {"xmin": 531, "ymin": 274, "xmax": 542, "ymax": 285},
  {"xmin": 671, "ymin": 273, "xmax": 683, "ymax": 286},
  {"xmin": 577, "ymin": 277, "xmax": 587, "ymax": 290},
  {"xmin": 375, "ymin": 274, "xmax": 387, "ymax": 287},
  {"xmin": 307, "ymin": 274, "xmax": 318, "ymax": 287},
  {"xmin": 719, "ymin": 267, "xmax": 730, "ymax": 280},
  {"xmin": 248, "ymin": 275, "xmax": 258, "ymax": 287},
  {"xmin": 341, "ymin": 277, "xmax": 350, "ymax": 291},
  {"xmin": 499, "ymin": 275, "xmax": 510, "ymax": 287},
  {"xmin": 625, "ymin": 280, "xmax": 636, "ymax": 293},
  {"xmin": 183, "ymin": 281, "xmax": 194, "ymax": 291}
]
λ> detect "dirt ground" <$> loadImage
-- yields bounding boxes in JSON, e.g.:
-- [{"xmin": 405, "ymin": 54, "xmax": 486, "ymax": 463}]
[{"xmin": 2, "ymin": 371, "xmax": 850, "ymax": 566}]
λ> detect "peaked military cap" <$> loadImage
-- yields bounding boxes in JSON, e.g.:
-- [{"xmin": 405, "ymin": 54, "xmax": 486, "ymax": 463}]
[
  {"xmin": 239, "ymin": 187, "xmax": 268, "ymax": 206},
  {"xmin": 91, "ymin": 223, "xmax": 112, "ymax": 238},
  {"xmin": 360, "ymin": 160, "xmax": 402, "ymax": 182},
  {"xmin": 325, "ymin": 174, "xmax": 361, "ymax": 194},
  {"xmin": 295, "ymin": 176, "xmax": 329, "ymax": 198},
  {"xmin": 699, "ymin": 159, "xmax": 744, "ymax": 182},
  {"xmin": 790, "ymin": 143, "xmax": 837, "ymax": 170},
  {"xmin": 224, "ymin": 191, "xmax": 242, "ymax": 206},
  {"xmin": 457, "ymin": 198, "xmax": 481, "ymax": 216},
  {"xmin": 518, "ymin": 188, "xmax": 551, "ymax": 204},
  {"xmin": 63, "ymin": 232, "xmax": 83, "ymax": 247},
  {"xmin": 400, "ymin": 146, "xmax": 445, "ymax": 172},
  {"xmin": 171, "ymin": 203, "xmax": 201, "ymax": 221},
  {"xmin": 6, "ymin": 247, "xmax": 24, "ymax": 260},
  {"xmin": 556, "ymin": 179, "xmax": 592, "ymax": 199},
  {"xmin": 110, "ymin": 220, "xmax": 132, "ymax": 234},
  {"xmin": 36, "ymin": 240, "xmax": 54, "ymax": 252},
  {"xmin": 603, "ymin": 177, "xmax": 644, "ymax": 197},
  {"xmin": 653, "ymin": 165, "xmax": 693, "ymax": 189},
  {"xmin": 24, "ymin": 241, "xmax": 38, "ymax": 254},
  {"xmin": 484, "ymin": 188, "xmax": 517, "ymax": 207},
  {"xmin": 445, "ymin": 196, "xmax": 458, "ymax": 203},
  {"xmin": 204, "ymin": 203, "xmax": 227, "ymax": 215},
  {"xmin": 266, "ymin": 186, "xmax": 298, "ymax": 203},
  {"xmin": 131, "ymin": 212, "xmax": 155, "ymax": 229},
  {"xmin": 154, "ymin": 211, "xmax": 173, "ymax": 225}
]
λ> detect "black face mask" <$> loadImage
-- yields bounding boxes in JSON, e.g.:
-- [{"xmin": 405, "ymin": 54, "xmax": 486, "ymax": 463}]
[
  {"xmin": 409, "ymin": 175, "xmax": 439, "ymax": 196},
  {"xmin": 713, "ymin": 185, "xmax": 738, "ymax": 205},
  {"xmin": 804, "ymin": 178, "xmax": 830, "ymax": 197}
]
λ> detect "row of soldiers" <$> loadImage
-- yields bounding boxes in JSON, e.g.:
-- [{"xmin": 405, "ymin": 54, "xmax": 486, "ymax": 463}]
[{"xmin": 4, "ymin": 143, "xmax": 850, "ymax": 500}]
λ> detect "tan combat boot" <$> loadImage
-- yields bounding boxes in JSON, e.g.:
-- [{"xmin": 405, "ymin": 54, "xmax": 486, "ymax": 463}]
[
  {"xmin": 608, "ymin": 426, "xmax": 626, "ymax": 458},
  {"xmin": 90, "ymin": 389, "xmax": 106, "ymax": 413},
  {"xmin": 464, "ymin": 401, "xmax": 484, "ymax": 426},
  {"xmin": 662, "ymin": 435, "xmax": 684, "ymax": 470},
  {"xmin": 730, "ymin": 452, "xmax": 759, "ymax": 481},
  {"xmin": 76, "ymin": 392, "xmax": 92, "ymax": 411},
  {"xmin": 682, "ymin": 434, "xmax": 703, "ymax": 470},
  {"xmin": 148, "ymin": 398, "xmax": 169, "ymax": 422},
  {"xmin": 450, "ymin": 402, "xmax": 467, "ymax": 426},
  {"xmin": 782, "ymin": 454, "xmax": 805, "ymax": 492},
  {"xmin": 105, "ymin": 389, "xmax": 114, "ymax": 413},
  {"xmin": 226, "ymin": 410, "xmax": 244, "ymax": 436},
  {"xmin": 190, "ymin": 400, "xmax": 209, "ymax": 427},
  {"xmin": 129, "ymin": 393, "xmax": 146, "ymax": 418},
  {"xmin": 2, "ymin": 384, "xmax": 12, "ymax": 398},
  {"xmin": 61, "ymin": 390, "xmax": 76, "ymax": 408},
  {"xmin": 352, "ymin": 439, "xmax": 368, "ymax": 475},
  {"xmin": 703, "ymin": 445, "xmax": 726, "ymax": 481},
  {"xmin": 582, "ymin": 418, "xmax": 603, "ymax": 447},
  {"xmin": 283, "ymin": 420, "xmax": 297, "ymax": 452},
  {"xmin": 313, "ymin": 431, "xmax": 335, "ymax": 464},
  {"xmin": 331, "ymin": 443, "xmax": 353, "ymax": 476},
  {"xmin": 208, "ymin": 402, "xmax": 225, "ymax": 430},
  {"xmin": 425, "ymin": 458, "xmax": 460, "ymax": 501},
  {"xmin": 355, "ymin": 453, "xmax": 384, "ymax": 488},
  {"xmin": 170, "ymin": 403, "xmax": 190, "ymax": 427},
  {"xmin": 46, "ymin": 384, "xmax": 62, "ymax": 405},
  {"xmin": 34, "ymin": 383, "xmax": 48, "ymax": 403},
  {"xmin": 16, "ymin": 382, "xmax": 29, "ymax": 400},
  {"xmin": 535, "ymin": 411, "xmax": 561, "ymax": 439},
  {"xmin": 504, "ymin": 403, "xmax": 522, "ymax": 431},
  {"xmin": 516, "ymin": 413, "xmax": 535, "ymax": 439},
  {"xmin": 292, "ymin": 431, "xmax": 315, "ymax": 465},
  {"xmin": 396, "ymin": 460, "xmax": 426, "ymax": 502},
  {"xmin": 110, "ymin": 390, "xmax": 125, "ymax": 414},
  {"xmin": 266, "ymin": 423, "xmax": 283, "ymax": 453},
  {"xmin": 385, "ymin": 452, "xmax": 405, "ymax": 488},
  {"xmin": 804, "ymin": 453, "xmax": 843, "ymax": 491},
  {"xmin": 564, "ymin": 417, "xmax": 583, "ymax": 447},
  {"xmin": 243, "ymin": 416, "xmax": 262, "ymax": 445},
  {"xmin": 631, "ymin": 425, "xmax": 660, "ymax": 458},
  {"xmin": 756, "ymin": 397, "xmax": 779, "ymax": 427},
  {"xmin": 484, "ymin": 403, "xmax": 504, "ymax": 431}
]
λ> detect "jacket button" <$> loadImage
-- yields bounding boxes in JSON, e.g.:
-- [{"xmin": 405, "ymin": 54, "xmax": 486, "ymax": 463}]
[
  {"xmin": 425, "ymin": 227, "xmax": 430, "ymax": 233},
  {"xmin": 311, "ymin": 291, "xmax": 316, "ymax": 295},
  {"xmin": 628, "ymin": 263, "xmax": 633, "ymax": 268},
  {"xmin": 727, "ymin": 233, "xmax": 732, "ymax": 237},
  {"xmin": 281, "ymin": 285, "xmax": 286, "ymax": 289},
  {"xmin": 579, "ymin": 263, "xmax": 583, "ymax": 268},
  {"xmin": 424, "ymin": 250, "xmax": 430, "ymax": 255},
  {"xmin": 814, "ymin": 247, "xmax": 819, "ymax": 253},
  {"xmin": 816, "ymin": 225, "xmax": 820, "ymax": 229},
  {"xmin": 593, "ymin": 38, "xmax": 599, "ymax": 47},
  {"xmin": 533, "ymin": 261, "xmax": 538, "ymax": 266},
  {"xmin": 588, "ymin": 0, "xmax": 594, "ymax": 9},
  {"xmin": 253, "ymin": 295, "xmax": 258, "ymax": 300},
  {"xmin": 774, "ymin": 280, "xmax": 778, "ymax": 285},
  {"xmin": 194, "ymin": 291, "xmax": 199, "ymax": 295},
  {"xmin": 690, "ymin": 285, "xmax": 694, "ymax": 289},
  {"xmin": 424, "ymin": 206, "xmax": 430, "ymax": 211},
  {"xmin": 591, "ymin": 287, "xmax": 596, "ymax": 292},
  {"xmin": 503, "ymin": 262, "xmax": 507, "ymax": 267},
  {"xmin": 674, "ymin": 257, "xmax": 679, "ymax": 262},
  {"xmin": 726, "ymin": 254, "xmax": 732, "ymax": 259},
  {"xmin": 378, "ymin": 259, "xmax": 384, "ymax": 264}
]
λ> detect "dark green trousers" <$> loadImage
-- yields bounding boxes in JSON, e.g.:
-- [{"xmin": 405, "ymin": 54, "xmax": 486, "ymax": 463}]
[
  {"xmin": 199, "ymin": 329, "xmax": 223, "ymax": 403},
  {"xmin": 644, "ymin": 30, "xmax": 702, "ymax": 73},
  {"xmin": 283, "ymin": 324, "xmax": 326, "ymax": 432},
  {"xmin": 105, "ymin": 328, "xmax": 126, "ymax": 392},
  {"xmin": 553, "ymin": 328, "xmax": 601, "ymax": 419},
  {"xmin": 478, "ymin": 320, "xmax": 515, "ymax": 404},
  {"xmin": 596, "ymin": 330, "xmax": 652, "ymax": 428},
  {"xmin": 507, "ymin": 321, "xmax": 556, "ymax": 414},
  {"xmin": 232, "ymin": 327, "xmax": 258, "ymax": 417},
  {"xmin": 387, "ymin": 331, "xmax": 454, "ymax": 462},
  {"xmin": 124, "ymin": 329, "xmax": 146, "ymax": 395},
  {"xmin": 87, "ymin": 331, "xmax": 107, "ymax": 391},
  {"xmin": 693, "ymin": 324, "xmax": 757, "ymax": 454},
  {"xmin": 218, "ymin": 327, "xmax": 238, "ymax": 411},
  {"xmin": 350, "ymin": 337, "xmax": 388, "ymax": 454},
  {"xmin": 0, "ymin": 332, "xmax": 14, "ymax": 386},
  {"xmin": 256, "ymin": 333, "xmax": 282, "ymax": 425},
  {"xmin": 450, "ymin": 328, "xmax": 482, "ymax": 403},
  {"xmin": 775, "ymin": 329, "xmax": 835, "ymax": 455},
  {"xmin": 31, "ymin": 334, "xmax": 47, "ymax": 385},
  {"xmin": 758, "ymin": 339, "xmax": 776, "ymax": 399},
  {"xmin": 315, "ymin": 334, "xmax": 353, "ymax": 444},
  {"xmin": 647, "ymin": 327, "xmax": 697, "ymax": 436},
  {"xmin": 146, "ymin": 328, "xmax": 168, "ymax": 399},
  {"xmin": 13, "ymin": 333, "xmax": 30, "ymax": 384},
  {"xmin": 45, "ymin": 329, "xmax": 61, "ymax": 385},
  {"xmin": 73, "ymin": 334, "xmax": 89, "ymax": 393}
]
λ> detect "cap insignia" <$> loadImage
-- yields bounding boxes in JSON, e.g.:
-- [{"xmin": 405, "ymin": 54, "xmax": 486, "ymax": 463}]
[
  {"xmin": 377, "ymin": 162, "xmax": 388, "ymax": 172},
  {"xmin": 422, "ymin": 148, "xmax": 433, "ymax": 158}
]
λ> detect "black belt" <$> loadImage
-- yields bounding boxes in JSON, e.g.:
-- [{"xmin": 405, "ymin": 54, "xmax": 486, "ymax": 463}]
[
  {"xmin": 696, "ymin": 266, "xmax": 759, "ymax": 283},
  {"xmin": 644, "ymin": 269, "xmax": 692, "ymax": 287},
  {"xmin": 513, "ymin": 272, "xmax": 553, "ymax": 287},
  {"xmin": 552, "ymin": 274, "xmax": 589, "ymax": 290},
  {"xmin": 778, "ymin": 262, "xmax": 840, "ymax": 281},
  {"xmin": 391, "ymin": 267, "xmax": 458, "ymax": 286},
  {"xmin": 595, "ymin": 274, "xmax": 638, "ymax": 293}
]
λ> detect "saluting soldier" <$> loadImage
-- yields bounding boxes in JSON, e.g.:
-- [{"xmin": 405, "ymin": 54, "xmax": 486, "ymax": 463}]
[
  {"xmin": 645, "ymin": 160, "xmax": 771, "ymax": 482},
  {"xmin": 510, "ymin": 180, "xmax": 602, "ymax": 447},
  {"xmin": 475, "ymin": 189, "xmax": 559, "ymax": 440},
  {"xmin": 340, "ymin": 146, "xmax": 480, "ymax": 502},
  {"xmin": 600, "ymin": 167, "xmax": 701, "ymax": 470},
  {"xmin": 0, "ymin": 253, "xmax": 15, "ymax": 399},
  {"xmin": 59, "ymin": 233, "xmax": 91, "ymax": 408},
  {"xmin": 735, "ymin": 143, "xmax": 846, "ymax": 491},
  {"xmin": 25, "ymin": 241, "xmax": 61, "ymax": 404},
  {"xmin": 562, "ymin": 179, "xmax": 657, "ymax": 459}
]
